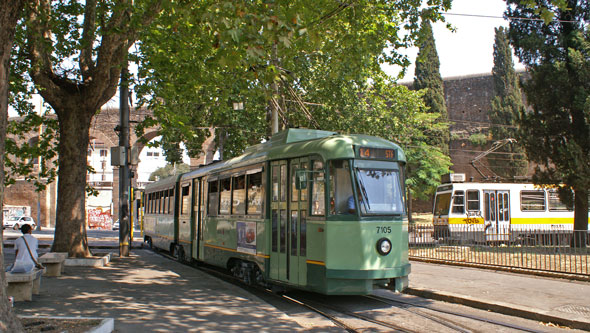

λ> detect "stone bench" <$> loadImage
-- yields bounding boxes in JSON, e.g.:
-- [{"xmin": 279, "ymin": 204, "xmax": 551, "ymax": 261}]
[
  {"xmin": 39, "ymin": 252, "xmax": 68, "ymax": 277},
  {"xmin": 6, "ymin": 268, "xmax": 44, "ymax": 301}
]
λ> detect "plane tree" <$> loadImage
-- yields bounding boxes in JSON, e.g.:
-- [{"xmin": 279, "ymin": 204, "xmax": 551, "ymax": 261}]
[
  {"xmin": 0, "ymin": 0, "xmax": 26, "ymax": 330},
  {"xmin": 9, "ymin": 0, "xmax": 164, "ymax": 257}
]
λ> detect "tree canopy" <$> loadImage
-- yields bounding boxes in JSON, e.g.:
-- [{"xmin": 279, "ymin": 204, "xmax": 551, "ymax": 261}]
[
  {"xmin": 149, "ymin": 163, "xmax": 191, "ymax": 181},
  {"xmin": 506, "ymin": 0, "xmax": 590, "ymax": 241},
  {"xmin": 135, "ymin": 0, "xmax": 452, "ymax": 200},
  {"xmin": 7, "ymin": 0, "xmax": 454, "ymax": 258}
]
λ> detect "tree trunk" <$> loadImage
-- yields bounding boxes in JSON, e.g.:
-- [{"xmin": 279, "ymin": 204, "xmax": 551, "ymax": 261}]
[
  {"xmin": 50, "ymin": 107, "xmax": 94, "ymax": 257},
  {"xmin": 0, "ymin": 0, "xmax": 26, "ymax": 330},
  {"xmin": 572, "ymin": 188, "xmax": 588, "ymax": 248}
]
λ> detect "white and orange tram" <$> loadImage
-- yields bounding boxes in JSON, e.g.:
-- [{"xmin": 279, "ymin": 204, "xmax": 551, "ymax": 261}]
[{"xmin": 432, "ymin": 174, "xmax": 590, "ymax": 243}]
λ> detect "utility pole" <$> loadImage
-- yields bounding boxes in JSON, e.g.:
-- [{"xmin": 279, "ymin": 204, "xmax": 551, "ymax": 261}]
[
  {"xmin": 118, "ymin": 65, "xmax": 130, "ymax": 257},
  {"xmin": 271, "ymin": 43, "xmax": 279, "ymax": 135}
]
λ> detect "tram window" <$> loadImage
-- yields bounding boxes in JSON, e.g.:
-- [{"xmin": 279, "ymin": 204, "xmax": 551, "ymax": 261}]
[
  {"xmin": 501, "ymin": 192, "xmax": 509, "ymax": 221},
  {"xmin": 498, "ymin": 193, "xmax": 505, "ymax": 221},
  {"xmin": 247, "ymin": 171, "xmax": 263, "ymax": 215},
  {"xmin": 291, "ymin": 164, "xmax": 299, "ymax": 202},
  {"xmin": 156, "ymin": 191, "xmax": 161, "ymax": 214},
  {"xmin": 300, "ymin": 210, "xmax": 307, "ymax": 256},
  {"xmin": 291, "ymin": 211, "xmax": 298, "ymax": 256},
  {"xmin": 300, "ymin": 162, "xmax": 308, "ymax": 201},
  {"xmin": 452, "ymin": 190, "xmax": 465, "ymax": 214},
  {"xmin": 355, "ymin": 168, "xmax": 404, "ymax": 215},
  {"xmin": 280, "ymin": 209, "xmax": 287, "ymax": 253},
  {"xmin": 521, "ymin": 191, "xmax": 545, "ymax": 211},
  {"xmin": 208, "ymin": 180, "xmax": 219, "ymax": 216},
  {"xmin": 219, "ymin": 177, "xmax": 231, "ymax": 215},
  {"xmin": 181, "ymin": 184, "xmax": 190, "ymax": 215},
  {"xmin": 329, "ymin": 160, "xmax": 353, "ymax": 215},
  {"xmin": 548, "ymin": 190, "xmax": 573, "ymax": 211},
  {"xmin": 467, "ymin": 190, "xmax": 480, "ymax": 211},
  {"xmin": 271, "ymin": 210, "xmax": 278, "ymax": 252},
  {"xmin": 280, "ymin": 165, "xmax": 287, "ymax": 202},
  {"xmin": 272, "ymin": 166, "xmax": 279, "ymax": 202},
  {"xmin": 201, "ymin": 181, "xmax": 207, "ymax": 240},
  {"xmin": 162, "ymin": 190, "xmax": 167, "ymax": 214},
  {"xmin": 311, "ymin": 161, "xmax": 325, "ymax": 216},
  {"xmin": 232, "ymin": 175, "xmax": 246, "ymax": 215},
  {"xmin": 433, "ymin": 193, "xmax": 451, "ymax": 216},
  {"xmin": 168, "ymin": 188, "xmax": 174, "ymax": 214}
]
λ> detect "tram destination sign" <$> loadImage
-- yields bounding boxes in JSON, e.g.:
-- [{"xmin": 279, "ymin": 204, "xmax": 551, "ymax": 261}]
[{"xmin": 357, "ymin": 146, "xmax": 396, "ymax": 160}]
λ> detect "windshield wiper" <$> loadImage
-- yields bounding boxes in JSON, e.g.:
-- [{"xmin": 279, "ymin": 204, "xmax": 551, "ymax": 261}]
[{"xmin": 356, "ymin": 168, "xmax": 371, "ymax": 212}]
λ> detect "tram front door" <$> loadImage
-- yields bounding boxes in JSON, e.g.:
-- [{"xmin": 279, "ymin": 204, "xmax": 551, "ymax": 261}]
[
  {"xmin": 484, "ymin": 190, "xmax": 510, "ymax": 241},
  {"xmin": 269, "ymin": 159, "xmax": 308, "ymax": 286}
]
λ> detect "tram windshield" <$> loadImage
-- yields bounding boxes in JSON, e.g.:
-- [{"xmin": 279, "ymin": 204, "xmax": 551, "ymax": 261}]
[
  {"xmin": 433, "ymin": 193, "xmax": 451, "ymax": 216},
  {"xmin": 355, "ymin": 168, "xmax": 404, "ymax": 215}
]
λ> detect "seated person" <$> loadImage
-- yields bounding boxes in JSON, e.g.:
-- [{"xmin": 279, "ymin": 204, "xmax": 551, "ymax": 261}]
[
  {"xmin": 10, "ymin": 224, "xmax": 39, "ymax": 273},
  {"xmin": 347, "ymin": 192, "xmax": 364, "ymax": 214}
]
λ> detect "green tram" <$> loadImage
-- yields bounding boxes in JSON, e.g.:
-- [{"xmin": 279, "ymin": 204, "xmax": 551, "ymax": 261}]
[{"xmin": 143, "ymin": 129, "xmax": 410, "ymax": 295}]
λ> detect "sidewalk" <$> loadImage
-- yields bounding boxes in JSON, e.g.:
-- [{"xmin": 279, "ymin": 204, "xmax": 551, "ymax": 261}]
[
  {"xmin": 5, "ymin": 249, "xmax": 334, "ymax": 332},
  {"xmin": 3, "ymin": 229, "xmax": 336, "ymax": 332},
  {"xmin": 4, "ymin": 229, "xmax": 590, "ymax": 331},
  {"xmin": 406, "ymin": 261, "xmax": 590, "ymax": 330}
]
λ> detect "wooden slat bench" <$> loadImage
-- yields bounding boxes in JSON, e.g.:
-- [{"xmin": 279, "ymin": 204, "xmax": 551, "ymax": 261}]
[
  {"xmin": 39, "ymin": 252, "xmax": 68, "ymax": 277},
  {"xmin": 6, "ymin": 268, "xmax": 44, "ymax": 301}
]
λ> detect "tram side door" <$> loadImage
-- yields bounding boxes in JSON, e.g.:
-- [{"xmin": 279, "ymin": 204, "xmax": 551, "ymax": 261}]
[
  {"xmin": 270, "ymin": 160, "xmax": 288, "ymax": 282},
  {"xmin": 192, "ymin": 178, "xmax": 201, "ymax": 261},
  {"xmin": 484, "ymin": 190, "xmax": 510, "ymax": 241},
  {"xmin": 288, "ymin": 158, "xmax": 309, "ymax": 286}
]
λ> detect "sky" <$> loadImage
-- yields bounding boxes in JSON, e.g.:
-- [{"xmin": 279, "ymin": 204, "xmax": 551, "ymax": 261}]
[{"xmin": 385, "ymin": 0, "xmax": 525, "ymax": 82}]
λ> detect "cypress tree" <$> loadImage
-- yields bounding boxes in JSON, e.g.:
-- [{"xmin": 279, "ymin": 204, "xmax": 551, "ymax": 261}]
[
  {"xmin": 489, "ymin": 26, "xmax": 527, "ymax": 179},
  {"xmin": 414, "ymin": 20, "xmax": 450, "ymax": 153}
]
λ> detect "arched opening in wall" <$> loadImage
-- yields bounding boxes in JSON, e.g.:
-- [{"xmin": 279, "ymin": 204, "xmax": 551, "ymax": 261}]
[
  {"xmin": 134, "ymin": 134, "xmax": 192, "ymax": 189},
  {"xmin": 86, "ymin": 137, "xmax": 115, "ymax": 229}
]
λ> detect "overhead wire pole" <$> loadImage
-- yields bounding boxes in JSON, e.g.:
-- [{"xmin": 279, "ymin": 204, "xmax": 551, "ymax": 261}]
[{"xmin": 119, "ymin": 64, "xmax": 131, "ymax": 257}]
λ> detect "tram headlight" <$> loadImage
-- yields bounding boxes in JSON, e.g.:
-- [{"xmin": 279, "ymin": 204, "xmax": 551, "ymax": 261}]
[{"xmin": 376, "ymin": 238, "xmax": 392, "ymax": 256}]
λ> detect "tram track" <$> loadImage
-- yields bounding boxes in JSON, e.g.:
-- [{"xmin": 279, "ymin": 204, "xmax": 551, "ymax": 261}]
[
  {"xmin": 366, "ymin": 294, "xmax": 546, "ymax": 333},
  {"xmin": 156, "ymin": 250, "xmax": 410, "ymax": 332},
  {"xmin": 154, "ymin": 248, "xmax": 556, "ymax": 333}
]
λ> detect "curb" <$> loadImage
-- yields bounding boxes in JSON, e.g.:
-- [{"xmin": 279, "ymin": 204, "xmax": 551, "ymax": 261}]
[
  {"xmin": 404, "ymin": 287, "xmax": 590, "ymax": 331},
  {"xmin": 410, "ymin": 257, "xmax": 590, "ymax": 282},
  {"xmin": 18, "ymin": 316, "xmax": 114, "ymax": 333}
]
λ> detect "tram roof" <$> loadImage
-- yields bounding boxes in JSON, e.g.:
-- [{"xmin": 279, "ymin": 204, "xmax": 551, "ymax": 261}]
[
  {"xmin": 144, "ymin": 173, "xmax": 181, "ymax": 192},
  {"xmin": 180, "ymin": 128, "xmax": 405, "ymax": 180}
]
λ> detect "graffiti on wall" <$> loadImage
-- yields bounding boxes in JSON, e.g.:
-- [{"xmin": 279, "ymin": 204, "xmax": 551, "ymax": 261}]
[
  {"xmin": 88, "ymin": 207, "xmax": 112, "ymax": 229},
  {"xmin": 3, "ymin": 206, "xmax": 31, "ymax": 221}
]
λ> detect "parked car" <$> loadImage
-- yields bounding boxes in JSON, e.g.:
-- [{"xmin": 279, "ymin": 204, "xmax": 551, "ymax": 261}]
[
  {"xmin": 3, "ymin": 216, "xmax": 36, "ymax": 230},
  {"xmin": 112, "ymin": 219, "xmax": 119, "ymax": 230}
]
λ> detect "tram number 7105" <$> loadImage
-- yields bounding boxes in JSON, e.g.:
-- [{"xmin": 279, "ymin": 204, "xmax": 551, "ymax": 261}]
[{"xmin": 376, "ymin": 226, "xmax": 392, "ymax": 234}]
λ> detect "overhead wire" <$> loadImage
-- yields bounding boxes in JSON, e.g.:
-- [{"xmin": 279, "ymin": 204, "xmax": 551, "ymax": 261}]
[{"xmin": 442, "ymin": 12, "xmax": 582, "ymax": 24}]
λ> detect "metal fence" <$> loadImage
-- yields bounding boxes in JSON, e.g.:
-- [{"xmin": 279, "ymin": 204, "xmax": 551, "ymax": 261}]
[{"xmin": 409, "ymin": 224, "xmax": 590, "ymax": 277}]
